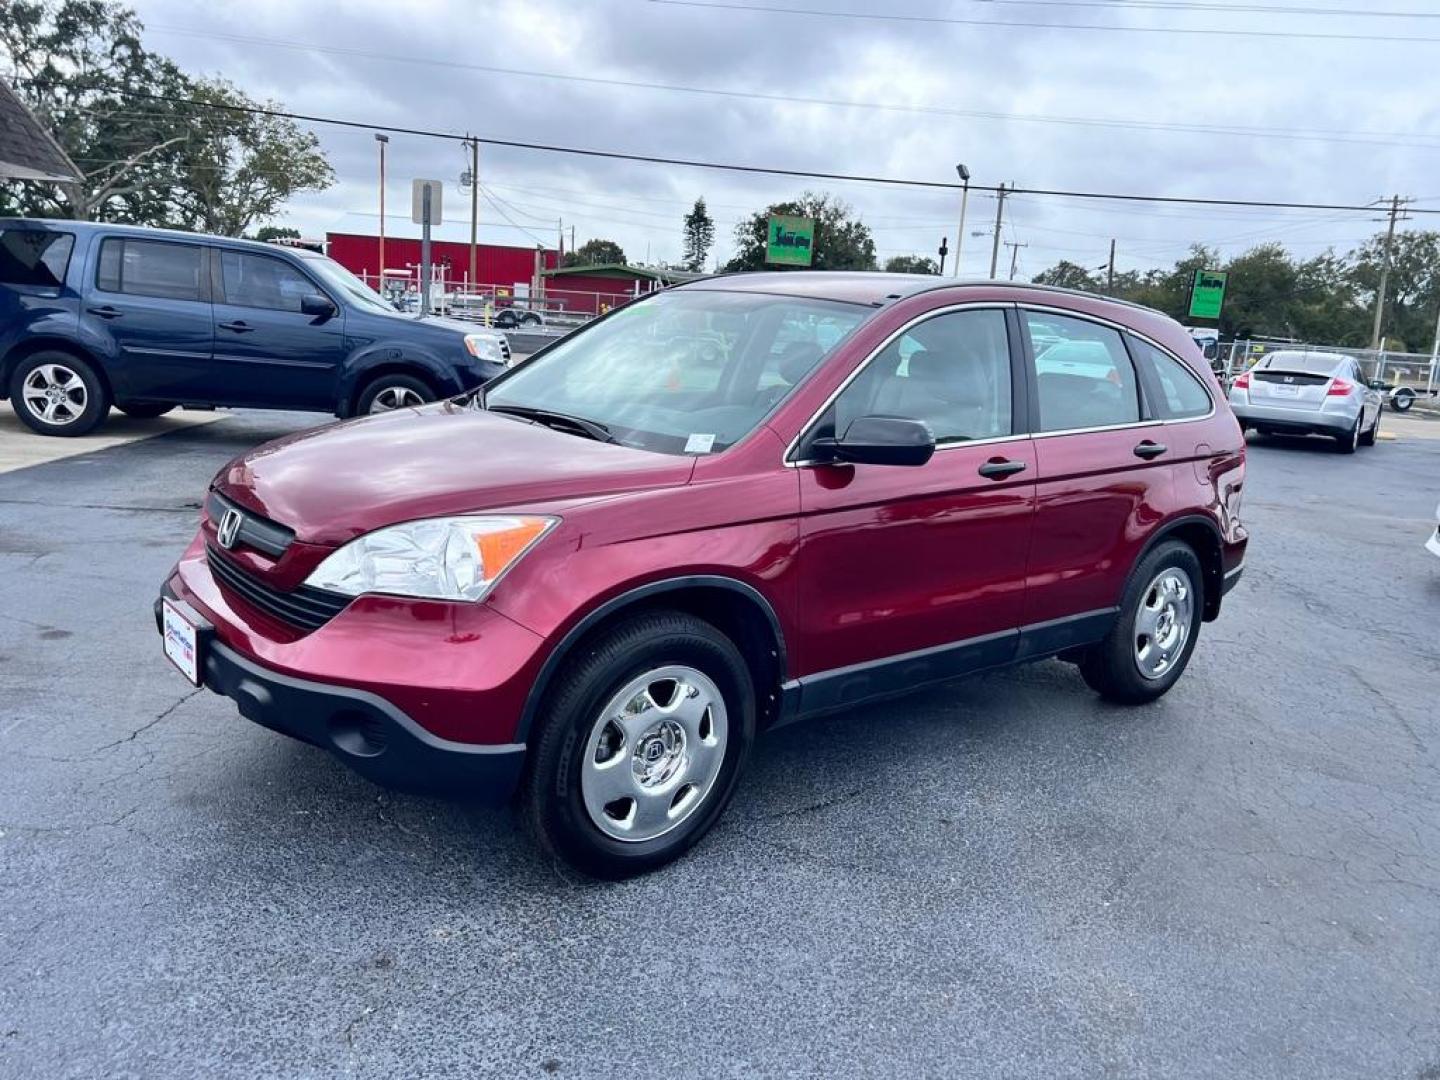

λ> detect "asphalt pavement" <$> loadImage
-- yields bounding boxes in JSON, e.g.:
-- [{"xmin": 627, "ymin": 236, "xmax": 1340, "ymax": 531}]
[{"xmin": 2, "ymin": 412, "xmax": 1438, "ymax": 1079}]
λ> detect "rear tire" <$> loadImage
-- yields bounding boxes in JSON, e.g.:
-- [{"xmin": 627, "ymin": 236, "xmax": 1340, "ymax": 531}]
[
  {"xmin": 1080, "ymin": 540, "xmax": 1204, "ymax": 705},
  {"xmin": 1359, "ymin": 407, "xmax": 1380, "ymax": 447},
  {"xmin": 356, "ymin": 373, "xmax": 435, "ymax": 415},
  {"xmin": 1391, "ymin": 388, "xmax": 1414, "ymax": 412},
  {"xmin": 1334, "ymin": 414, "xmax": 1361, "ymax": 454},
  {"xmin": 116, "ymin": 403, "xmax": 174, "ymax": 420},
  {"xmin": 7, "ymin": 351, "xmax": 109, "ymax": 436},
  {"xmin": 520, "ymin": 611, "xmax": 755, "ymax": 878}
]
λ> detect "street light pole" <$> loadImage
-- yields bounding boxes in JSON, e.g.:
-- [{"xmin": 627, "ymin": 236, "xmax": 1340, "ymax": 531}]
[
  {"xmin": 374, "ymin": 133, "xmax": 388, "ymax": 292},
  {"xmin": 953, "ymin": 163, "xmax": 970, "ymax": 277}
]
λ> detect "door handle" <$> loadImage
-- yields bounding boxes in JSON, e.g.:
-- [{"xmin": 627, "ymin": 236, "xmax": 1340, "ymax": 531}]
[
  {"xmin": 977, "ymin": 458, "xmax": 1028, "ymax": 479},
  {"xmin": 86, "ymin": 305, "xmax": 122, "ymax": 319},
  {"xmin": 217, "ymin": 320, "xmax": 254, "ymax": 333},
  {"xmin": 1133, "ymin": 441, "xmax": 1168, "ymax": 460}
]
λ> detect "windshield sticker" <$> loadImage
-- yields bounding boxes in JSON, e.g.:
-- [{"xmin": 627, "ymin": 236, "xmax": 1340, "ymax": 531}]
[{"xmin": 683, "ymin": 433, "xmax": 716, "ymax": 454}]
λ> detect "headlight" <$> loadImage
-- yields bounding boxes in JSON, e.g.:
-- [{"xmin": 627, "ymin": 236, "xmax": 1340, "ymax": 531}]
[
  {"xmin": 305, "ymin": 515, "xmax": 556, "ymax": 602},
  {"xmin": 464, "ymin": 333, "xmax": 503, "ymax": 363}
]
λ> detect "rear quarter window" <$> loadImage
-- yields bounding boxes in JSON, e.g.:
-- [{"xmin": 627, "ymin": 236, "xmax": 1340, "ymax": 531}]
[
  {"xmin": 1130, "ymin": 337, "xmax": 1213, "ymax": 419},
  {"xmin": 0, "ymin": 230, "xmax": 74, "ymax": 292}
]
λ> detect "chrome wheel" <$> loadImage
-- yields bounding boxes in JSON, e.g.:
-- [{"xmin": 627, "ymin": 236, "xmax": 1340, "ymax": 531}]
[
  {"xmin": 368, "ymin": 385, "xmax": 426, "ymax": 413},
  {"xmin": 21, "ymin": 363, "xmax": 88, "ymax": 426},
  {"xmin": 1134, "ymin": 568, "xmax": 1194, "ymax": 681},
  {"xmin": 580, "ymin": 665, "xmax": 728, "ymax": 843}
]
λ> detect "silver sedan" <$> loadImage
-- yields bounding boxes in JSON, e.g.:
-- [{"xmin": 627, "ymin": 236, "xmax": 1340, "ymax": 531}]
[{"xmin": 1228, "ymin": 350, "xmax": 1383, "ymax": 453}]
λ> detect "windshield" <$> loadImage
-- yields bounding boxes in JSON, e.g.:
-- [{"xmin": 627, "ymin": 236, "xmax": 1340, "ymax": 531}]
[
  {"xmin": 484, "ymin": 288, "xmax": 867, "ymax": 454},
  {"xmin": 298, "ymin": 252, "xmax": 398, "ymax": 314}
]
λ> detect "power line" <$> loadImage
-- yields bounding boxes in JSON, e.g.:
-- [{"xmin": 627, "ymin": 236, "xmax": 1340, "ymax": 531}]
[
  {"xmin": 644, "ymin": 0, "xmax": 1440, "ymax": 43},
  {"xmin": 52, "ymin": 87, "xmax": 1440, "ymax": 219},
  {"xmin": 135, "ymin": 24, "xmax": 1440, "ymax": 150},
  {"xmin": 943, "ymin": 0, "xmax": 1440, "ymax": 16}
]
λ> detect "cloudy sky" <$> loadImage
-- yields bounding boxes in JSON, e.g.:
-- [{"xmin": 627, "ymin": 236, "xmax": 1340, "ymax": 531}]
[{"xmin": 122, "ymin": 0, "xmax": 1440, "ymax": 279}]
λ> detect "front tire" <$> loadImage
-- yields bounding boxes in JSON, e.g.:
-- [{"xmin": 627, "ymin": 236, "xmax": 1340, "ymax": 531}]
[
  {"xmin": 521, "ymin": 611, "xmax": 755, "ymax": 878},
  {"xmin": 1391, "ymin": 388, "xmax": 1414, "ymax": 412},
  {"xmin": 356, "ymin": 373, "xmax": 435, "ymax": 415},
  {"xmin": 8, "ymin": 351, "xmax": 109, "ymax": 436},
  {"xmin": 1080, "ymin": 540, "xmax": 1204, "ymax": 705}
]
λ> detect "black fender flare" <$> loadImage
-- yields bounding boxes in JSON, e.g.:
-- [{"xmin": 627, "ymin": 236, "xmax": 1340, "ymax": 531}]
[
  {"xmin": 1127, "ymin": 512, "xmax": 1226, "ymax": 621},
  {"xmin": 513, "ymin": 575, "xmax": 788, "ymax": 743}
]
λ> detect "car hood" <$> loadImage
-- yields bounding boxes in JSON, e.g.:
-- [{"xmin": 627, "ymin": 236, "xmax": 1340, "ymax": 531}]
[
  {"xmin": 415, "ymin": 313, "xmax": 503, "ymax": 338},
  {"xmin": 214, "ymin": 402, "xmax": 695, "ymax": 545}
]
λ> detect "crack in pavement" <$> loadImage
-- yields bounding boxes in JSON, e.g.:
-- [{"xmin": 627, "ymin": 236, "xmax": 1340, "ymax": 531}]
[{"xmin": 91, "ymin": 688, "xmax": 203, "ymax": 754}]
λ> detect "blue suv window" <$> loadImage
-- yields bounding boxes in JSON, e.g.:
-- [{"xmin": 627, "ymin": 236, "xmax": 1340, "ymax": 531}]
[
  {"xmin": 0, "ymin": 229, "xmax": 74, "ymax": 293},
  {"xmin": 96, "ymin": 238, "xmax": 205, "ymax": 302},
  {"xmin": 218, "ymin": 250, "xmax": 316, "ymax": 312}
]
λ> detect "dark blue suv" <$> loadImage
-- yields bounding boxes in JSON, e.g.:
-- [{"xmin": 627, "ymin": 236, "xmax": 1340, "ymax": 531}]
[{"xmin": 0, "ymin": 219, "xmax": 510, "ymax": 436}]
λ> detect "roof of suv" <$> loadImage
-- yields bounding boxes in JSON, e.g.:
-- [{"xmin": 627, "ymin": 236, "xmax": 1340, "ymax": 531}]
[
  {"xmin": 0, "ymin": 216, "xmax": 296, "ymax": 256},
  {"xmin": 677, "ymin": 270, "xmax": 1160, "ymax": 315}
]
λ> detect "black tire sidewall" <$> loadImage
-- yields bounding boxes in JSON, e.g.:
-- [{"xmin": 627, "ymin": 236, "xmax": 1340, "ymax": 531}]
[
  {"xmin": 1084, "ymin": 540, "xmax": 1205, "ymax": 703},
  {"xmin": 525, "ymin": 614, "xmax": 755, "ymax": 878},
  {"xmin": 356, "ymin": 374, "xmax": 434, "ymax": 415},
  {"xmin": 8, "ymin": 351, "xmax": 109, "ymax": 436}
]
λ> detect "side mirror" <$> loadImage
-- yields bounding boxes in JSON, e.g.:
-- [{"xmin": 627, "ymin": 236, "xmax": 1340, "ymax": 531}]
[
  {"xmin": 811, "ymin": 415, "xmax": 935, "ymax": 467},
  {"xmin": 301, "ymin": 293, "xmax": 337, "ymax": 319}
]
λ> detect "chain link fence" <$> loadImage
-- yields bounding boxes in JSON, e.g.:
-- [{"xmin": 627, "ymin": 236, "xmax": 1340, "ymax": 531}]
[{"xmin": 1222, "ymin": 339, "xmax": 1438, "ymax": 407}]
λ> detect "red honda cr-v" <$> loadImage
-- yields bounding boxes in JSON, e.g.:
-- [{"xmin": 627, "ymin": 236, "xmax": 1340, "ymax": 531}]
[{"xmin": 157, "ymin": 274, "xmax": 1247, "ymax": 877}]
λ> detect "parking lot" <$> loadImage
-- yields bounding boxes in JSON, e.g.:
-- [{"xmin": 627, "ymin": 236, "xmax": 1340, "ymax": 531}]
[{"xmin": 2, "ymin": 409, "xmax": 1438, "ymax": 1079}]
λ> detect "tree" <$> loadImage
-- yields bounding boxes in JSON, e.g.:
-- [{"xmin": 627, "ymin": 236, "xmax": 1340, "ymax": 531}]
[
  {"xmin": 1348, "ymin": 230, "xmax": 1440, "ymax": 351},
  {"xmin": 724, "ymin": 192, "xmax": 877, "ymax": 271},
  {"xmin": 252, "ymin": 226, "xmax": 300, "ymax": 243},
  {"xmin": 681, "ymin": 197, "xmax": 715, "ymax": 272},
  {"xmin": 1031, "ymin": 260, "xmax": 1101, "ymax": 292},
  {"xmin": 884, "ymin": 254, "xmax": 939, "ymax": 275},
  {"xmin": 564, "ymin": 238, "xmax": 627, "ymax": 267},
  {"xmin": 0, "ymin": 0, "xmax": 333, "ymax": 233}
]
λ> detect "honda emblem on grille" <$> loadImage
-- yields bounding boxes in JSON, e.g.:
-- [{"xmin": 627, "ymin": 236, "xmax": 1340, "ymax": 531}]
[{"xmin": 217, "ymin": 508, "xmax": 243, "ymax": 550}]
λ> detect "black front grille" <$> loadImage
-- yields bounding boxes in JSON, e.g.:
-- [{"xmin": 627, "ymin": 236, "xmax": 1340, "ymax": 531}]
[
  {"xmin": 207, "ymin": 545, "xmax": 350, "ymax": 631},
  {"xmin": 207, "ymin": 491, "xmax": 294, "ymax": 558}
]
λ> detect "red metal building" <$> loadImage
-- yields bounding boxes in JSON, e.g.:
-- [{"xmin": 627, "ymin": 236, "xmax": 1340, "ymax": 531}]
[{"xmin": 325, "ymin": 231, "xmax": 560, "ymax": 288}]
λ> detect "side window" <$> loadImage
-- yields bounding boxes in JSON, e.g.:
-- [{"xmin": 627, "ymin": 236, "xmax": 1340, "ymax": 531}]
[
  {"xmin": 1130, "ymin": 337, "xmax": 1212, "ymax": 420},
  {"xmin": 1026, "ymin": 311, "xmax": 1139, "ymax": 431},
  {"xmin": 219, "ymin": 251, "xmax": 317, "ymax": 312},
  {"xmin": 0, "ymin": 229, "xmax": 74, "ymax": 292},
  {"xmin": 830, "ymin": 308, "xmax": 1012, "ymax": 444},
  {"xmin": 95, "ymin": 239, "xmax": 205, "ymax": 302}
]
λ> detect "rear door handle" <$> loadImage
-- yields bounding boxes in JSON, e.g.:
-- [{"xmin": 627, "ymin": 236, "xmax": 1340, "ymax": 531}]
[
  {"xmin": 1133, "ymin": 441, "xmax": 1168, "ymax": 460},
  {"xmin": 977, "ymin": 458, "xmax": 1028, "ymax": 479},
  {"xmin": 86, "ymin": 305, "xmax": 122, "ymax": 319},
  {"xmin": 217, "ymin": 320, "xmax": 254, "ymax": 333}
]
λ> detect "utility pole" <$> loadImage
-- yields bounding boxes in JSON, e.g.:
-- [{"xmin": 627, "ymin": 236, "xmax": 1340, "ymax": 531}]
[
  {"xmin": 374, "ymin": 133, "xmax": 388, "ymax": 290},
  {"xmin": 1370, "ymin": 194, "xmax": 1409, "ymax": 351},
  {"xmin": 467, "ymin": 137, "xmax": 479, "ymax": 292},
  {"xmin": 1004, "ymin": 240, "xmax": 1028, "ymax": 281},
  {"xmin": 953, "ymin": 163, "xmax": 970, "ymax": 277},
  {"xmin": 989, "ymin": 182, "xmax": 1007, "ymax": 279},
  {"xmin": 1107, "ymin": 238, "xmax": 1116, "ymax": 294}
]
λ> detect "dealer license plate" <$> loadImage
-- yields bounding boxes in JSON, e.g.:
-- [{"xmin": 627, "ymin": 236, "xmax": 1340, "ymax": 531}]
[{"xmin": 161, "ymin": 598, "xmax": 201, "ymax": 686}]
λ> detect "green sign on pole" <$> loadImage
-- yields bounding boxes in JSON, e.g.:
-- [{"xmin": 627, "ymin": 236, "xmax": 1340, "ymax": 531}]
[
  {"xmin": 766, "ymin": 214, "xmax": 816, "ymax": 267},
  {"xmin": 1188, "ymin": 268, "xmax": 1227, "ymax": 320}
]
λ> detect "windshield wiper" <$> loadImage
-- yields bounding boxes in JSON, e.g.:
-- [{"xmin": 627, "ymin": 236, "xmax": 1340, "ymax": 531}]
[{"xmin": 487, "ymin": 403, "xmax": 617, "ymax": 444}]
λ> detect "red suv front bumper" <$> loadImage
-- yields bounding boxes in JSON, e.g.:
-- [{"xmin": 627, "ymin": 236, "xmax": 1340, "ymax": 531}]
[{"xmin": 156, "ymin": 533, "xmax": 544, "ymax": 800}]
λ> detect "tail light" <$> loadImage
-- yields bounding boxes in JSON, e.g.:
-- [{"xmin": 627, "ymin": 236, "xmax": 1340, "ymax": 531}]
[
  {"xmin": 1232, "ymin": 371, "xmax": 1251, "ymax": 390},
  {"xmin": 1327, "ymin": 378, "xmax": 1354, "ymax": 396}
]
